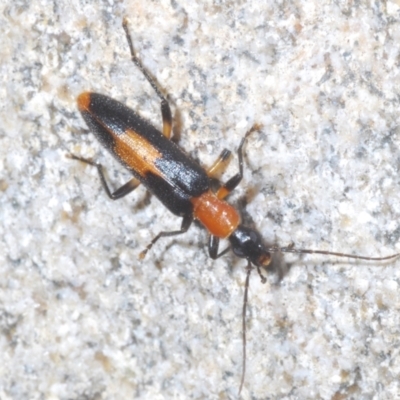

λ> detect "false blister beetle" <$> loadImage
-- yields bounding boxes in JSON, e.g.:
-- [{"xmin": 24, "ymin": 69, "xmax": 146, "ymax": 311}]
[{"xmin": 69, "ymin": 18, "xmax": 400, "ymax": 394}]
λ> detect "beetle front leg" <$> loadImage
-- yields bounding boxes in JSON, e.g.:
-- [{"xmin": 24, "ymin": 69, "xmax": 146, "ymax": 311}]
[
  {"xmin": 139, "ymin": 214, "xmax": 193, "ymax": 259},
  {"xmin": 208, "ymin": 235, "xmax": 231, "ymax": 259}
]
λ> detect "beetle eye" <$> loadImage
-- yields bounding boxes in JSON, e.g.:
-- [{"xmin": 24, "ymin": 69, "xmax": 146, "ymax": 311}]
[{"xmin": 232, "ymin": 246, "xmax": 245, "ymax": 258}]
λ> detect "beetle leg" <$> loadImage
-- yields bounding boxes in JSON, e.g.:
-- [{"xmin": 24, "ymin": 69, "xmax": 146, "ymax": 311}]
[
  {"xmin": 207, "ymin": 149, "xmax": 232, "ymax": 179},
  {"xmin": 160, "ymin": 99, "xmax": 172, "ymax": 139},
  {"xmin": 216, "ymin": 124, "xmax": 261, "ymax": 200},
  {"xmin": 68, "ymin": 154, "xmax": 140, "ymax": 200},
  {"xmin": 139, "ymin": 214, "xmax": 193, "ymax": 259},
  {"xmin": 122, "ymin": 19, "xmax": 172, "ymax": 139},
  {"xmin": 208, "ymin": 235, "xmax": 231, "ymax": 259}
]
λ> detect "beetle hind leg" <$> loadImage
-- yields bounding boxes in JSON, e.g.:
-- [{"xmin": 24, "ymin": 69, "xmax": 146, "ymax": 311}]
[{"xmin": 122, "ymin": 19, "xmax": 173, "ymax": 139}]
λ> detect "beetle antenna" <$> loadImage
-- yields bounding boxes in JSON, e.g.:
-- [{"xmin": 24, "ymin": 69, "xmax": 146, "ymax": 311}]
[
  {"xmin": 239, "ymin": 262, "xmax": 253, "ymax": 395},
  {"xmin": 269, "ymin": 244, "xmax": 400, "ymax": 262}
]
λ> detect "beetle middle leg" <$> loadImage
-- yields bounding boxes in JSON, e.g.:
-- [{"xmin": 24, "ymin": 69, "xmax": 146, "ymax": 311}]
[
  {"xmin": 68, "ymin": 154, "xmax": 140, "ymax": 200},
  {"xmin": 215, "ymin": 124, "xmax": 261, "ymax": 200},
  {"xmin": 139, "ymin": 214, "xmax": 193, "ymax": 259},
  {"xmin": 207, "ymin": 149, "xmax": 232, "ymax": 179}
]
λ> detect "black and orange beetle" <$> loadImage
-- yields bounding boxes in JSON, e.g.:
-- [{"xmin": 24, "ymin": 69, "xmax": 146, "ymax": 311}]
[{"xmin": 70, "ymin": 19, "xmax": 400, "ymax": 393}]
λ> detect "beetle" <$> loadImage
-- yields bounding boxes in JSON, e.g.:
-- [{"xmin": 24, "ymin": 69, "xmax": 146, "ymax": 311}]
[{"xmin": 70, "ymin": 19, "xmax": 400, "ymax": 394}]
